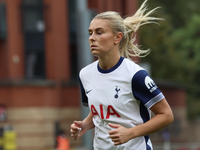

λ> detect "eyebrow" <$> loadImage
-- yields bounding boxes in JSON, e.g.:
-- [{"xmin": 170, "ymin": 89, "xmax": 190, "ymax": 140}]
[{"xmin": 88, "ymin": 28, "xmax": 104, "ymax": 32}]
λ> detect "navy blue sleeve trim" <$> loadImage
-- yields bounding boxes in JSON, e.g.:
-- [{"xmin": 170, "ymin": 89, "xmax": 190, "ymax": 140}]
[
  {"xmin": 79, "ymin": 77, "xmax": 88, "ymax": 107},
  {"xmin": 132, "ymin": 70, "xmax": 164, "ymax": 108}
]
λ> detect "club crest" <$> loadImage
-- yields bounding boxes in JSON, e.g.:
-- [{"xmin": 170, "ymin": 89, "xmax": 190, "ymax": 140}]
[{"xmin": 114, "ymin": 86, "xmax": 120, "ymax": 99}]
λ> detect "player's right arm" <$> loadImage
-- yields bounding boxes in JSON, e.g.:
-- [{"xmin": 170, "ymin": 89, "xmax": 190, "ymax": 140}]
[
  {"xmin": 72, "ymin": 73, "xmax": 94, "ymax": 140},
  {"xmin": 70, "ymin": 111, "xmax": 94, "ymax": 140}
]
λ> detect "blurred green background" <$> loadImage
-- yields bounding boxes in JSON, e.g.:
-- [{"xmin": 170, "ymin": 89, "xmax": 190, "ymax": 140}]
[{"xmin": 139, "ymin": 0, "xmax": 200, "ymax": 119}]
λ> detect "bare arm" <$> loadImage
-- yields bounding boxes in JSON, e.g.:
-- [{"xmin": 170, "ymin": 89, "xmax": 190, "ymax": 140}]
[
  {"xmin": 130, "ymin": 98, "xmax": 174, "ymax": 136},
  {"xmin": 70, "ymin": 111, "xmax": 94, "ymax": 140},
  {"xmin": 109, "ymin": 98, "xmax": 174, "ymax": 145},
  {"xmin": 83, "ymin": 111, "xmax": 95, "ymax": 130}
]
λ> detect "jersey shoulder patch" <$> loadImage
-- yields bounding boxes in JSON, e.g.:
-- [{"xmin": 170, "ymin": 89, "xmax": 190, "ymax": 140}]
[{"xmin": 132, "ymin": 70, "xmax": 164, "ymax": 108}]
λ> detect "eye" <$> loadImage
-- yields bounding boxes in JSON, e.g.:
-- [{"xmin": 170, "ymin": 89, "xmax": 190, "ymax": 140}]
[
  {"xmin": 89, "ymin": 32, "xmax": 92, "ymax": 36},
  {"xmin": 96, "ymin": 30, "xmax": 103, "ymax": 35}
]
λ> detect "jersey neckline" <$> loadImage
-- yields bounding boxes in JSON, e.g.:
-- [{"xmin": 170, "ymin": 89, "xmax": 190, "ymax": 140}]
[{"xmin": 97, "ymin": 56, "xmax": 124, "ymax": 74}]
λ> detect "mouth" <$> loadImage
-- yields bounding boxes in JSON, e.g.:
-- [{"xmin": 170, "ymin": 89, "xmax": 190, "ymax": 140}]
[{"xmin": 90, "ymin": 45, "xmax": 97, "ymax": 49}]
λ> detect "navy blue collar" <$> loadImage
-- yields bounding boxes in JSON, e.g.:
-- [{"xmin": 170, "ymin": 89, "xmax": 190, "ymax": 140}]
[{"xmin": 97, "ymin": 57, "xmax": 124, "ymax": 74}]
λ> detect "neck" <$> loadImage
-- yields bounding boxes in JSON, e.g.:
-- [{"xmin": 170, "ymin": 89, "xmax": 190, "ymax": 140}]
[{"xmin": 98, "ymin": 53, "xmax": 121, "ymax": 70}]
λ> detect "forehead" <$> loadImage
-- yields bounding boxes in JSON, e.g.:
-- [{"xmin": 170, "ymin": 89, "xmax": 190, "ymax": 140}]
[{"xmin": 89, "ymin": 19, "xmax": 112, "ymax": 31}]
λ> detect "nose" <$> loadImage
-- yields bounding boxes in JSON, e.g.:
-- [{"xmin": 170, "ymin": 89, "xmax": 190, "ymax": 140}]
[{"xmin": 89, "ymin": 33, "xmax": 95, "ymax": 42}]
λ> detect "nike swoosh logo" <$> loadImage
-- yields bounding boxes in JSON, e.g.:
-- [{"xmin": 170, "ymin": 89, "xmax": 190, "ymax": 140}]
[{"xmin": 86, "ymin": 90, "xmax": 92, "ymax": 94}]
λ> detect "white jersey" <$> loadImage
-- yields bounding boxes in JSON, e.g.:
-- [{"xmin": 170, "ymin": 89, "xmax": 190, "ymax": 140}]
[{"xmin": 79, "ymin": 57, "xmax": 164, "ymax": 150}]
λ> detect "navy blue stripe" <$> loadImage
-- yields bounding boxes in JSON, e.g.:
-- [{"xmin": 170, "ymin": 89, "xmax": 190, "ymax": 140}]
[
  {"xmin": 97, "ymin": 56, "xmax": 124, "ymax": 73},
  {"xmin": 140, "ymin": 102, "xmax": 151, "ymax": 150},
  {"xmin": 79, "ymin": 77, "xmax": 88, "ymax": 106}
]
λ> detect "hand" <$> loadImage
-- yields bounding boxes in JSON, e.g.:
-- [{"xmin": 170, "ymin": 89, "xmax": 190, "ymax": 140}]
[
  {"xmin": 70, "ymin": 121, "xmax": 87, "ymax": 140},
  {"xmin": 108, "ymin": 123, "xmax": 133, "ymax": 145}
]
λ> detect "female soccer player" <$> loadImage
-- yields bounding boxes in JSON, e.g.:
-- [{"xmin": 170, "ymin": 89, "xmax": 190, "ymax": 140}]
[{"xmin": 70, "ymin": 0, "xmax": 174, "ymax": 149}]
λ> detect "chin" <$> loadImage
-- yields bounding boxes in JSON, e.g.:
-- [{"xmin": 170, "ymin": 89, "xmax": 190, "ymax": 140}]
[
  {"xmin": 91, "ymin": 50, "xmax": 100, "ymax": 57},
  {"xmin": 92, "ymin": 53, "xmax": 100, "ymax": 58}
]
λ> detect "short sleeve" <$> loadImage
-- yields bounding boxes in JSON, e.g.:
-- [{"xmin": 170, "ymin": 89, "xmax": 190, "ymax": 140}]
[
  {"xmin": 131, "ymin": 70, "xmax": 164, "ymax": 109},
  {"xmin": 79, "ymin": 77, "xmax": 88, "ymax": 107}
]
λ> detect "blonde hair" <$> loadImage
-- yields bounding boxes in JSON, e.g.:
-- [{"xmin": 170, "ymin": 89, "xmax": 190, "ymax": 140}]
[{"xmin": 93, "ymin": 0, "xmax": 162, "ymax": 60}]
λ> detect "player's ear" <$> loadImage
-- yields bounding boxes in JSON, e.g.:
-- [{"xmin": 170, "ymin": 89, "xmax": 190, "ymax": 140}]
[{"xmin": 114, "ymin": 32, "xmax": 123, "ymax": 45}]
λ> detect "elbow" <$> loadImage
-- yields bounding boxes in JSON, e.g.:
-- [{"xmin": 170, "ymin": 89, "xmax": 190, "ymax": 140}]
[
  {"xmin": 170, "ymin": 113, "xmax": 174, "ymax": 124},
  {"xmin": 166, "ymin": 112, "xmax": 174, "ymax": 125}
]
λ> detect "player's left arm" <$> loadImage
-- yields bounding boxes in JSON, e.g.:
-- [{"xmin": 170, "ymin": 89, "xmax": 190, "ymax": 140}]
[
  {"xmin": 108, "ymin": 98, "xmax": 173, "ymax": 145},
  {"xmin": 129, "ymin": 97, "xmax": 173, "ymax": 137},
  {"xmin": 148, "ymin": 97, "xmax": 174, "ymax": 133}
]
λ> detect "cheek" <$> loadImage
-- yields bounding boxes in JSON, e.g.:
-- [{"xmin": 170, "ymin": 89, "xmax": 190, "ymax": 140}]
[{"xmin": 99, "ymin": 35, "xmax": 114, "ymax": 47}]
